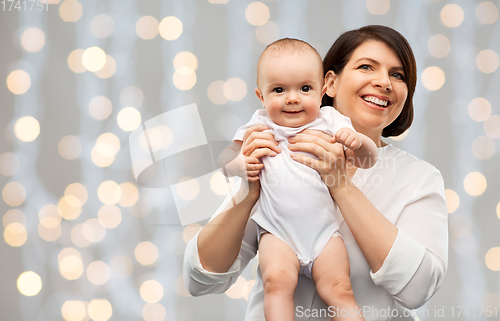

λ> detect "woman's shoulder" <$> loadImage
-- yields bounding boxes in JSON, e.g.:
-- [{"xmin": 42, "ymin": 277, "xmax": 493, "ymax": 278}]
[
  {"xmin": 379, "ymin": 144, "xmax": 443, "ymax": 180},
  {"xmin": 372, "ymin": 144, "xmax": 445, "ymax": 206}
]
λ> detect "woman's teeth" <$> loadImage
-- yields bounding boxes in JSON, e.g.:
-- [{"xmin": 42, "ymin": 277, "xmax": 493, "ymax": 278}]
[{"xmin": 363, "ymin": 96, "xmax": 388, "ymax": 107}]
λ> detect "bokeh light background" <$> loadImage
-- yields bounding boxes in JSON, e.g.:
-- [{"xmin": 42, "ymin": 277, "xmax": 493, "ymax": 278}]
[{"xmin": 0, "ymin": 0, "xmax": 499, "ymax": 320}]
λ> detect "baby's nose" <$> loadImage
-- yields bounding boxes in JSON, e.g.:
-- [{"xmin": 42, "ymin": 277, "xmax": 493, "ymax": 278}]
[{"xmin": 286, "ymin": 92, "xmax": 299, "ymax": 103}]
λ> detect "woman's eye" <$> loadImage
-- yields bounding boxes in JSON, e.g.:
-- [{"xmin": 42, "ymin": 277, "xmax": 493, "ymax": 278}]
[
  {"xmin": 301, "ymin": 85, "xmax": 311, "ymax": 92},
  {"xmin": 273, "ymin": 87, "xmax": 284, "ymax": 93},
  {"xmin": 358, "ymin": 64, "xmax": 371, "ymax": 70},
  {"xmin": 391, "ymin": 72, "xmax": 404, "ymax": 80}
]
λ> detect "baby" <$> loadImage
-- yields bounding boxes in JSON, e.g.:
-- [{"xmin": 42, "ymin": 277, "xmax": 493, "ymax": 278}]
[{"xmin": 220, "ymin": 38, "xmax": 376, "ymax": 321}]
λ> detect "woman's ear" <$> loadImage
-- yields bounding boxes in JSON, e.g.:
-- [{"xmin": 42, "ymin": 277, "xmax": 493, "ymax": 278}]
[
  {"xmin": 255, "ymin": 88, "xmax": 265, "ymax": 107},
  {"xmin": 324, "ymin": 70, "xmax": 337, "ymax": 98}
]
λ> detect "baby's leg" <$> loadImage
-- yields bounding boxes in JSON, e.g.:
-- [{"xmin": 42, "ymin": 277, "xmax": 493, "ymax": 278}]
[
  {"xmin": 259, "ymin": 232, "xmax": 300, "ymax": 321},
  {"xmin": 312, "ymin": 236, "xmax": 364, "ymax": 321}
]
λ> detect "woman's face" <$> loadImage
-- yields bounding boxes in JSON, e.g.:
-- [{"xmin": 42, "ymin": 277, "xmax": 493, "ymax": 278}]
[{"xmin": 326, "ymin": 40, "xmax": 408, "ymax": 142}]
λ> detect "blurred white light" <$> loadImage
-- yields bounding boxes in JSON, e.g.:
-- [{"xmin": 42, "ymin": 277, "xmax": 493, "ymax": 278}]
[
  {"xmin": 82, "ymin": 46, "xmax": 106, "ymax": 72},
  {"xmin": 59, "ymin": 0, "xmax": 83, "ymax": 22},
  {"xmin": 17, "ymin": 271, "xmax": 42, "ymax": 296},
  {"xmin": 256, "ymin": 21, "xmax": 279, "ymax": 44},
  {"xmin": 95, "ymin": 55, "xmax": 116, "ymax": 79},
  {"xmin": 136, "ymin": 16, "xmax": 159, "ymax": 40},
  {"xmin": 88, "ymin": 299, "xmax": 112, "ymax": 321},
  {"xmin": 20, "ymin": 27, "xmax": 46, "ymax": 53},
  {"xmin": 245, "ymin": 2, "xmax": 270, "ymax": 26},
  {"xmin": 86, "ymin": 261, "xmax": 110, "ymax": 285},
  {"xmin": 484, "ymin": 115, "xmax": 500, "ymax": 139},
  {"xmin": 366, "ymin": 0, "xmax": 390, "ymax": 15},
  {"xmin": 98, "ymin": 181, "xmax": 122, "ymax": 205},
  {"xmin": 173, "ymin": 51, "xmax": 198, "ymax": 71},
  {"xmin": 472, "ymin": 136, "xmax": 495, "ymax": 160},
  {"xmin": 444, "ymin": 189, "xmax": 459, "ymax": 214},
  {"xmin": 91, "ymin": 14, "xmax": 114, "ymax": 38},
  {"xmin": 173, "ymin": 67, "xmax": 197, "ymax": 91},
  {"xmin": 61, "ymin": 300, "xmax": 87, "ymax": 321},
  {"xmin": 117, "ymin": 107, "xmax": 141, "ymax": 131},
  {"xmin": 2, "ymin": 182, "xmax": 26, "ymax": 207},
  {"xmin": 58, "ymin": 135, "xmax": 81, "ymax": 160},
  {"xmin": 0, "ymin": 152, "xmax": 20, "ymax": 176},
  {"xmin": 468, "ymin": 98, "xmax": 491, "ymax": 122},
  {"xmin": 427, "ymin": 34, "xmax": 450, "ymax": 58},
  {"xmin": 208, "ymin": 80, "xmax": 228, "ymax": 105},
  {"xmin": 209, "ymin": 171, "xmax": 232, "ymax": 196},
  {"xmin": 159, "ymin": 16, "xmax": 183, "ymax": 40},
  {"xmin": 89, "ymin": 96, "xmax": 112, "ymax": 120},
  {"xmin": 140, "ymin": 280, "xmax": 164, "ymax": 303},
  {"xmin": 68, "ymin": 49, "xmax": 86, "ymax": 73},
  {"xmin": 464, "ymin": 172, "xmax": 487, "ymax": 196},
  {"xmin": 440, "ymin": 4, "xmax": 464, "ymax": 28},
  {"xmin": 223, "ymin": 77, "xmax": 247, "ymax": 101},
  {"xmin": 7, "ymin": 70, "xmax": 31, "ymax": 95},
  {"xmin": 421, "ymin": 66, "xmax": 445, "ymax": 91},
  {"xmin": 476, "ymin": 49, "xmax": 499, "ymax": 74},
  {"xmin": 476, "ymin": 1, "xmax": 499, "ymax": 24}
]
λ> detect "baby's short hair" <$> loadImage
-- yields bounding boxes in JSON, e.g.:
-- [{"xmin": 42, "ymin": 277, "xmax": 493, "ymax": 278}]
[{"xmin": 257, "ymin": 38, "xmax": 323, "ymax": 86}]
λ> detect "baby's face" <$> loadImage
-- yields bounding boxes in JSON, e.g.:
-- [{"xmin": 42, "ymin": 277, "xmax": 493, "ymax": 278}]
[{"xmin": 256, "ymin": 51, "xmax": 326, "ymax": 128}]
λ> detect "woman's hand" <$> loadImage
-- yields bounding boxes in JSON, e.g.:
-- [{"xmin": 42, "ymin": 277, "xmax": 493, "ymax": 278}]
[
  {"xmin": 288, "ymin": 129, "xmax": 353, "ymax": 196},
  {"xmin": 241, "ymin": 124, "xmax": 281, "ymax": 158}
]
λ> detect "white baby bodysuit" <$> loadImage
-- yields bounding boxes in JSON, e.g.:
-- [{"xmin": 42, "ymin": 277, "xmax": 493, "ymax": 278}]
[{"xmin": 233, "ymin": 106, "xmax": 355, "ymax": 277}]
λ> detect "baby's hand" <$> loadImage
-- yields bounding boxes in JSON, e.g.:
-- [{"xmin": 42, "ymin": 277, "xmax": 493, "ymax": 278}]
[
  {"xmin": 333, "ymin": 127, "xmax": 362, "ymax": 150},
  {"xmin": 223, "ymin": 153, "xmax": 264, "ymax": 182}
]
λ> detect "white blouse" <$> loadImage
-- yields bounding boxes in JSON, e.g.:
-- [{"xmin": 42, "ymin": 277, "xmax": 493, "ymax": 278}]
[{"xmin": 183, "ymin": 144, "xmax": 448, "ymax": 321}]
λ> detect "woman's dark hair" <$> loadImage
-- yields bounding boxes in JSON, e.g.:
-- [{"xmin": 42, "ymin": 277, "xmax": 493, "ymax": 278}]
[{"xmin": 322, "ymin": 25, "xmax": 416, "ymax": 137}]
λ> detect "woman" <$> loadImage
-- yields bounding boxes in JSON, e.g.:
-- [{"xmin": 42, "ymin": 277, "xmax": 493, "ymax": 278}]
[{"xmin": 183, "ymin": 25, "xmax": 448, "ymax": 321}]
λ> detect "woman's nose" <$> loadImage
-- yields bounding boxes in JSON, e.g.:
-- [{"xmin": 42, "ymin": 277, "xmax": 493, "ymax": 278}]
[{"xmin": 372, "ymin": 72, "xmax": 392, "ymax": 91}]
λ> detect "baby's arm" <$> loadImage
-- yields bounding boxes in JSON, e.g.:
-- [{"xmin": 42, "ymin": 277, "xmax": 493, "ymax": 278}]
[
  {"xmin": 218, "ymin": 140, "xmax": 264, "ymax": 181},
  {"xmin": 334, "ymin": 127, "xmax": 378, "ymax": 169}
]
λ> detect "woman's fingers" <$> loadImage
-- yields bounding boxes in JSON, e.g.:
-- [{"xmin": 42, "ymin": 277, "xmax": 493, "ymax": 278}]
[
  {"xmin": 246, "ymin": 163, "xmax": 264, "ymax": 171},
  {"xmin": 249, "ymin": 147, "xmax": 278, "ymax": 159},
  {"xmin": 296, "ymin": 129, "xmax": 333, "ymax": 142},
  {"xmin": 242, "ymin": 125, "xmax": 269, "ymax": 142},
  {"xmin": 288, "ymin": 142, "xmax": 329, "ymax": 159},
  {"xmin": 289, "ymin": 133, "xmax": 332, "ymax": 152},
  {"xmin": 243, "ymin": 137, "xmax": 281, "ymax": 156},
  {"xmin": 289, "ymin": 153, "xmax": 321, "ymax": 169},
  {"xmin": 247, "ymin": 170, "xmax": 261, "ymax": 177}
]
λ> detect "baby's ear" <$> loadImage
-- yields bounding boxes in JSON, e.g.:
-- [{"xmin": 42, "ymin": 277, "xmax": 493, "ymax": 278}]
[
  {"xmin": 255, "ymin": 88, "xmax": 265, "ymax": 107},
  {"xmin": 324, "ymin": 71, "xmax": 337, "ymax": 98}
]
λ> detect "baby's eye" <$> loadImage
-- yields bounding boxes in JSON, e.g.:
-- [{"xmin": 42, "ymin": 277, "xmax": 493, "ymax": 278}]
[
  {"xmin": 273, "ymin": 87, "xmax": 284, "ymax": 93},
  {"xmin": 301, "ymin": 85, "xmax": 311, "ymax": 92},
  {"xmin": 391, "ymin": 72, "xmax": 404, "ymax": 81}
]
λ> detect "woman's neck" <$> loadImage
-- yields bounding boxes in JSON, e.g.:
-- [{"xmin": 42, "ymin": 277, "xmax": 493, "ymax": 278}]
[{"xmin": 355, "ymin": 126, "xmax": 385, "ymax": 147}]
